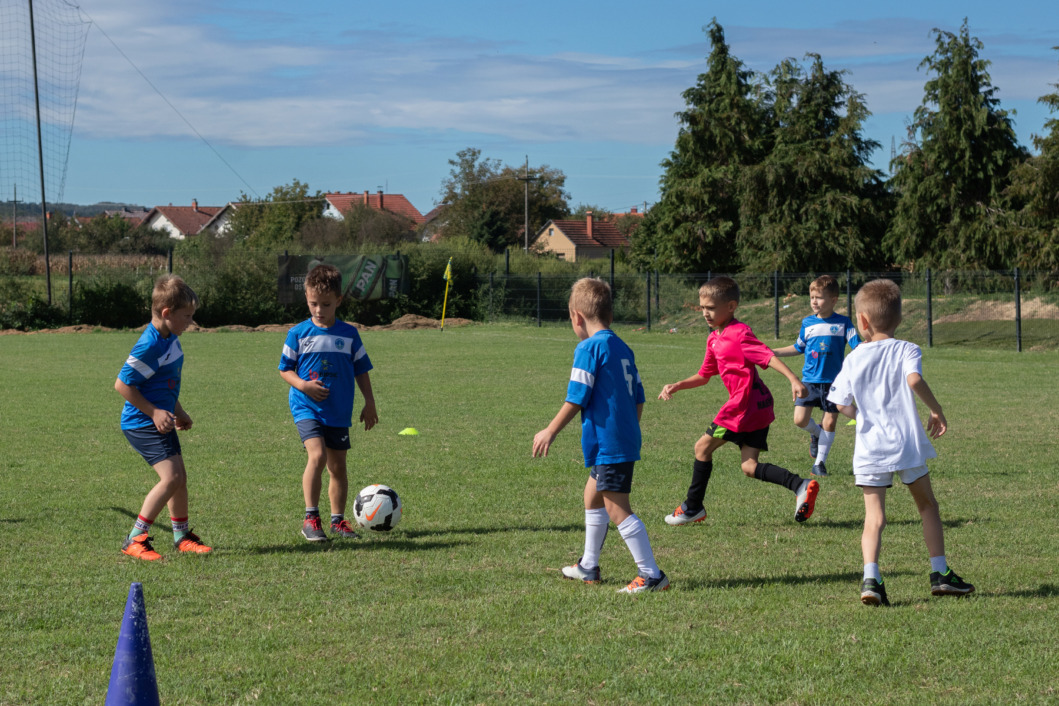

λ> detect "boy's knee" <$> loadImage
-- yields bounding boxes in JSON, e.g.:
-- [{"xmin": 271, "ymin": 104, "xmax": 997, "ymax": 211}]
[
  {"xmin": 740, "ymin": 459, "xmax": 757, "ymax": 477},
  {"xmin": 693, "ymin": 438, "xmax": 713, "ymax": 460}
]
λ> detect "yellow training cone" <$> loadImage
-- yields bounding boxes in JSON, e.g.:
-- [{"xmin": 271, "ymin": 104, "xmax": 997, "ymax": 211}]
[{"xmin": 398, "ymin": 427, "xmax": 419, "ymax": 436}]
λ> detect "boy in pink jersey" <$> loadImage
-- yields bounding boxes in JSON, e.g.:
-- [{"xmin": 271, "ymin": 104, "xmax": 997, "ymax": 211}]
[{"xmin": 658, "ymin": 276, "xmax": 820, "ymax": 526}]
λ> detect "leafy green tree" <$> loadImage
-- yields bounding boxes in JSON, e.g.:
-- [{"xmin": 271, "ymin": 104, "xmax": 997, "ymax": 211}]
[
  {"xmin": 737, "ymin": 55, "xmax": 888, "ymax": 272},
  {"xmin": 1005, "ymin": 48, "xmax": 1059, "ymax": 270},
  {"xmin": 225, "ymin": 179, "xmax": 323, "ymax": 248},
  {"xmin": 438, "ymin": 148, "xmax": 570, "ymax": 251},
  {"xmin": 886, "ymin": 20, "xmax": 1027, "ymax": 270},
  {"xmin": 630, "ymin": 20, "xmax": 767, "ymax": 273}
]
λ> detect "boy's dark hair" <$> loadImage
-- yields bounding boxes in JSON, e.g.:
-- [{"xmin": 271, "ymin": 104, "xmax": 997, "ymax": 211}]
[
  {"xmin": 699, "ymin": 276, "xmax": 739, "ymax": 303},
  {"xmin": 569, "ymin": 277, "xmax": 613, "ymax": 324},
  {"xmin": 305, "ymin": 264, "xmax": 343, "ymax": 297},
  {"xmin": 810, "ymin": 275, "xmax": 840, "ymax": 298},
  {"xmin": 151, "ymin": 274, "xmax": 198, "ymax": 316},
  {"xmin": 855, "ymin": 279, "xmax": 902, "ymax": 332}
]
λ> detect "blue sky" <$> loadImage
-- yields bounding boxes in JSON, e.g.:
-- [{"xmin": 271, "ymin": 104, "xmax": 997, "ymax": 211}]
[{"xmin": 48, "ymin": 0, "xmax": 1059, "ymax": 213}]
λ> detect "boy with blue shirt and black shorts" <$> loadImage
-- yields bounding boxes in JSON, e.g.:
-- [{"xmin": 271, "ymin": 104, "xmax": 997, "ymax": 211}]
[
  {"xmin": 116, "ymin": 274, "xmax": 211, "ymax": 560},
  {"xmin": 773, "ymin": 275, "xmax": 859, "ymax": 477},
  {"xmin": 279, "ymin": 264, "xmax": 378, "ymax": 542},
  {"xmin": 532, "ymin": 277, "xmax": 668, "ymax": 593}
]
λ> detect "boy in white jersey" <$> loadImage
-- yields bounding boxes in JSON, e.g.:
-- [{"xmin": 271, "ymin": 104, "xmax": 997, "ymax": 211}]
[
  {"xmin": 532, "ymin": 278, "xmax": 668, "ymax": 593},
  {"xmin": 773, "ymin": 275, "xmax": 858, "ymax": 478},
  {"xmin": 828, "ymin": 279, "xmax": 975, "ymax": 606},
  {"xmin": 279, "ymin": 264, "xmax": 378, "ymax": 542},
  {"xmin": 116, "ymin": 274, "xmax": 211, "ymax": 560}
]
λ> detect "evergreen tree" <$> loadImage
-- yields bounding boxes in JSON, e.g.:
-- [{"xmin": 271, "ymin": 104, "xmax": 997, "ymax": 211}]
[
  {"xmin": 630, "ymin": 20, "xmax": 766, "ymax": 273},
  {"xmin": 738, "ymin": 55, "xmax": 888, "ymax": 272},
  {"xmin": 886, "ymin": 20, "xmax": 1027, "ymax": 270},
  {"xmin": 1005, "ymin": 48, "xmax": 1059, "ymax": 270}
]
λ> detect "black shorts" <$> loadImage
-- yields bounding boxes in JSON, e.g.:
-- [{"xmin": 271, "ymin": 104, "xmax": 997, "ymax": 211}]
[
  {"xmin": 795, "ymin": 382, "xmax": 839, "ymax": 414},
  {"xmin": 295, "ymin": 419, "xmax": 351, "ymax": 450},
  {"xmin": 707, "ymin": 422, "xmax": 769, "ymax": 451},
  {"xmin": 590, "ymin": 462, "xmax": 635, "ymax": 493},
  {"xmin": 123, "ymin": 428, "xmax": 181, "ymax": 466}
]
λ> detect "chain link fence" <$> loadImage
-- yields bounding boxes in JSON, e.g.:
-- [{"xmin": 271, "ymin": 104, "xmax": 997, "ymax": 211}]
[{"xmin": 476, "ymin": 269, "xmax": 1059, "ymax": 351}]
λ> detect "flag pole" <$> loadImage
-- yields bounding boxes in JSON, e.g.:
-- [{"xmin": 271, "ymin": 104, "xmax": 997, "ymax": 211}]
[{"xmin": 440, "ymin": 257, "xmax": 452, "ymax": 332}]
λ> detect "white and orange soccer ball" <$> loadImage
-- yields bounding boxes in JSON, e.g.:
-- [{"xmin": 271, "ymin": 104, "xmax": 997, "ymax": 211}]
[{"xmin": 353, "ymin": 484, "xmax": 402, "ymax": 531}]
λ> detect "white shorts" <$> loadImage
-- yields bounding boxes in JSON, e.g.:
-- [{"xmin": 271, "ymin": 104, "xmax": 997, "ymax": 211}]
[{"xmin": 854, "ymin": 464, "xmax": 929, "ymax": 488}]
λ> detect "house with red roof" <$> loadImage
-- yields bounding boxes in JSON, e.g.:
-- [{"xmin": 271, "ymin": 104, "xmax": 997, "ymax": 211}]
[
  {"xmin": 323, "ymin": 190, "xmax": 425, "ymax": 228},
  {"xmin": 144, "ymin": 200, "xmax": 222, "ymax": 239},
  {"xmin": 531, "ymin": 211, "xmax": 631, "ymax": 262}
]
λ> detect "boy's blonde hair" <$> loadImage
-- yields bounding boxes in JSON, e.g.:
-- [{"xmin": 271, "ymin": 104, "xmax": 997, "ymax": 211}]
[
  {"xmin": 810, "ymin": 274, "xmax": 840, "ymax": 298},
  {"xmin": 151, "ymin": 274, "xmax": 198, "ymax": 316},
  {"xmin": 569, "ymin": 277, "xmax": 613, "ymax": 324},
  {"xmin": 305, "ymin": 264, "xmax": 343, "ymax": 297},
  {"xmin": 699, "ymin": 276, "xmax": 739, "ymax": 303},
  {"xmin": 855, "ymin": 279, "xmax": 902, "ymax": 332}
]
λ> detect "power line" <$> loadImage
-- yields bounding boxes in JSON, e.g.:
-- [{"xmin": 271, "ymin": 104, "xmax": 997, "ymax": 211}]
[{"xmin": 76, "ymin": 6, "xmax": 260, "ymax": 198}]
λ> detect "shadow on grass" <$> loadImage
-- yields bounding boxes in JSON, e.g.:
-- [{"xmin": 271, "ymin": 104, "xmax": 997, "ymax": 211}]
[
  {"xmin": 398, "ymin": 523, "xmax": 584, "ymax": 539},
  {"xmin": 244, "ymin": 537, "xmax": 465, "ymax": 555},
  {"xmin": 676, "ymin": 569, "xmax": 916, "ymax": 592},
  {"xmin": 811, "ymin": 518, "xmax": 972, "ymax": 530},
  {"xmin": 1005, "ymin": 583, "xmax": 1059, "ymax": 598},
  {"xmin": 0, "ymin": 518, "xmax": 25, "ymax": 524}
]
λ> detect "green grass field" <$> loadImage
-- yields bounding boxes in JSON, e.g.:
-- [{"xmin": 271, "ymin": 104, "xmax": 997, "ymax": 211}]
[{"xmin": 1, "ymin": 325, "xmax": 1057, "ymax": 704}]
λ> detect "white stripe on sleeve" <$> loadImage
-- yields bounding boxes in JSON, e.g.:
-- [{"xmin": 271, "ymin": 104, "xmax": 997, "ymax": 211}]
[
  {"xmin": 570, "ymin": 368, "xmax": 595, "ymax": 388},
  {"xmin": 125, "ymin": 355, "xmax": 154, "ymax": 379}
]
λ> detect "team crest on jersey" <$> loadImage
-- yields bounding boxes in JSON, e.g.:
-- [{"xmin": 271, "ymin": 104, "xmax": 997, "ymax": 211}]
[
  {"xmin": 830, "ymin": 325, "xmax": 840, "ymax": 334},
  {"xmin": 334, "ymin": 338, "xmax": 345, "ymax": 350}
]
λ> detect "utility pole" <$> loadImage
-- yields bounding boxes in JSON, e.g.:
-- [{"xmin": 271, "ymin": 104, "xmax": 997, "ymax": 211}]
[
  {"xmin": 29, "ymin": 0, "xmax": 52, "ymax": 303},
  {"xmin": 11, "ymin": 185, "xmax": 20, "ymax": 248},
  {"xmin": 516, "ymin": 155, "xmax": 539, "ymax": 251}
]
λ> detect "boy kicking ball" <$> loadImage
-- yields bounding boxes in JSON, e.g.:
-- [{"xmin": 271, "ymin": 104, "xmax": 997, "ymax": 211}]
[
  {"xmin": 828, "ymin": 279, "xmax": 975, "ymax": 605},
  {"xmin": 533, "ymin": 278, "xmax": 668, "ymax": 593}
]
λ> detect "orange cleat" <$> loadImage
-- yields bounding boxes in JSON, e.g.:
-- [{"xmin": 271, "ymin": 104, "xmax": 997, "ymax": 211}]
[
  {"xmin": 175, "ymin": 530, "xmax": 212, "ymax": 554},
  {"xmin": 122, "ymin": 533, "xmax": 163, "ymax": 561}
]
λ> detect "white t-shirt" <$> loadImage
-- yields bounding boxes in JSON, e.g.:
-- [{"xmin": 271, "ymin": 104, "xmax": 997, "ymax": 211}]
[{"xmin": 828, "ymin": 338, "xmax": 936, "ymax": 473}]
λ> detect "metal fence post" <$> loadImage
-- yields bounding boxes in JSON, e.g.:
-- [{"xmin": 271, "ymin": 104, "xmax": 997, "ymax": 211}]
[
  {"xmin": 67, "ymin": 250, "xmax": 73, "ymax": 322},
  {"xmin": 505, "ymin": 248, "xmax": 510, "ymax": 275},
  {"xmin": 1014, "ymin": 267, "xmax": 1022, "ymax": 353},
  {"xmin": 773, "ymin": 271, "xmax": 780, "ymax": 339},
  {"xmin": 536, "ymin": 272, "xmax": 541, "ymax": 327},
  {"xmin": 926, "ymin": 268, "xmax": 933, "ymax": 348},
  {"xmin": 846, "ymin": 268, "xmax": 852, "ymax": 316},
  {"xmin": 646, "ymin": 272, "xmax": 651, "ymax": 331},
  {"xmin": 167, "ymin": 248, "xmax": 173, "ymax": 274},
  {"xmin": 654, "ymin": 270, "xmax": 660, "ymax": 313},
  {"xmin": 489, "ymin": 272, "xmax": 494, "ymax": 323},
  {"xmin": 609, "ymin": 249, "xmax": 615, "ymax": 290}
]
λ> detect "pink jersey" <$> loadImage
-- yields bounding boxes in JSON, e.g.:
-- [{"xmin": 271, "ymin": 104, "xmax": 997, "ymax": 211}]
[{"xmin": 698, "ymin": 320, "xmax": 776, "ymax": 432}]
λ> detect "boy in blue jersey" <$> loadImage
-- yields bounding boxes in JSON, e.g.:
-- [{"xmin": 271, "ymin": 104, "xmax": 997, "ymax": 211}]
[
  {"xmin": 773, "ymin": 275, "xmax": 859, "ymax": 477},
  {"xmin": 532, "ymin": 278, "xmax": 668, "ymax": 593},
  {"xmin": 116, "ymin": 274, "xmax": 211, "ymax": 560},
  {"xmin": 279, "ymin": 264, "xmax": 378, "ymax": 542}
]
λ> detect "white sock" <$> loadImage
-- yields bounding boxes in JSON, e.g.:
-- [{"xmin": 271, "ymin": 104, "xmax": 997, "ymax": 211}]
[
  {"xmin": 816, "ymin": 430, "xmax": 835, "ymax": 464},
  {"xmin": 930, "ymin": 555, "xmax": 948, "ymax": 574},
  {"xmin": 617, "ymin": 515, "xmax": 660, "ymax": 579},
  {"xmin": 581, "ymin": 508, "xmax": 610, "ymax": 569},
  {"xmin": 864, "ymin": 563, "xmax": 881, "ymax": 581},
  {"xmin": 805, "ymin": 419, "xmax": 822, "ymax": 437}
]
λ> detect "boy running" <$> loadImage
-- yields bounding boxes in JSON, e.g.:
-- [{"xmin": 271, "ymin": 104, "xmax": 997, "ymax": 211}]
[{"xmin": 659, "ymin": 276, "xmax": 819, "ymax": 526}]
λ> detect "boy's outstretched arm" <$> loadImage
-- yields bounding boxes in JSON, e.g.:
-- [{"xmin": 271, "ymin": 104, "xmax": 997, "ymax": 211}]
[
  {"xmin": 771, "ymin": 344, "xmax": 800, "ymax": 358},
  {"xmin": 908, "ymin": 372, "xmax": 947, "ymax": 438},
  {"xmin": 658, "ymin": 373, "xmax": 708, "ymax": 401},
  {"xmin": 532, "ymin": 401, "xmax": 581, "ymax": 457},
  {"xmin": 766, "ymin": 356, "xmax": 808, "ymax": 401},
  {"xmin": 355, "ymin": 371, "xmax": 378, "ymax": 431}
]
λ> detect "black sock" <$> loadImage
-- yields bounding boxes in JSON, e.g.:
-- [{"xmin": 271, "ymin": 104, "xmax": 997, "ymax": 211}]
[
  {"xmin": 753, "ymin": 462, "xmax": 803, "ymax": 493},
  {"xmin": 305, "ymin": 507, "xmax": 320, "ymax": 520},
  {"xmin": 685, "ymin": 459, "xmax": 713, "ymax": 512}
]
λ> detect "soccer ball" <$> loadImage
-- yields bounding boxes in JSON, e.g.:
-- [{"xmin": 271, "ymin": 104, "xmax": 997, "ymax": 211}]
[{"xmin": 353, "ymin": 484, "xmax": 402, "ymax": 531}]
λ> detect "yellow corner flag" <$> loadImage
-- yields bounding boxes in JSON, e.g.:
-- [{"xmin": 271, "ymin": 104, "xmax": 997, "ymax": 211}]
[{"xmin": 440, "ymin": 257, "xmax": 453, "ymax": 331}]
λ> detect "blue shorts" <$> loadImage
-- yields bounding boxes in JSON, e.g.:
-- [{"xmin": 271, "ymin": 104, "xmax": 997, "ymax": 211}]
[
  {"xmin": 795, "ymin": 382, "xmax": 839, "ymax": 414},
  {"xmin": 590, "ymin": 461, "xmax": 635, "ymax": 494},
  {"xmin": 123, "ymin": 428, "xmax": 181, "ymax": 466},
  {"xmin": 295, "ymin": 419, "xmax": 351, "ymax": 450},
  {"xmin": 707, "ymin": 423, "xmax": 769, "ymax": 451}
]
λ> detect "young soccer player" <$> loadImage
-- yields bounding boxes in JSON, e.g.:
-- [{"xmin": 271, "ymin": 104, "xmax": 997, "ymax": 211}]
[
  {"xmin": 279, "ymin": 264, "xmax": 378, "ymax": 542},
  {"xmin": 659, "ymin": 276, "xmax": 819, "ymax": 526},
  {"xmin": 532, "ymin": 277, "xmax": 669, "ymax": 593},
  {"xmin": 772, "ymin": 275, "xmax": 859, "ymax": 477},
  {"xmin": 828, "ymin": 279, "xmax": 975, "ymax": 606},
  {"xmin": 116, "ymin": 274, "xmax": 211, "ymax": 560}
]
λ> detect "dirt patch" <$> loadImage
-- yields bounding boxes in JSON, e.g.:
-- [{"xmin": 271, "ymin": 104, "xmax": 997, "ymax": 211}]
[
  {"xmin": 934, "ymin": 297, "xmax": 1059, "ymax": 323},
  {"xmin": 1, "ymin": 315, "xmax": 474, "ymax": 335}
]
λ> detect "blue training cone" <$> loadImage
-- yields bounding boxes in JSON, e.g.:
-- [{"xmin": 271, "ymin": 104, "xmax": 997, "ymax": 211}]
[{"xmin": 105, "ymin": 582, "xmax": 160, "ymax": 706}]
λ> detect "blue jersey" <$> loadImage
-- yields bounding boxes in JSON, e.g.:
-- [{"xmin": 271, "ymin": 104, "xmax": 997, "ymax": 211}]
[
  {"xmin": 279, "ymin": 318, "xmax": 373, "ymax": 427},
  {"xmin": 118, "ymin": 323, "xmax": 185, "ymax": 430},
  {"xmin": 793, "ymin": 313, "xmax": 859, "ymax": 384},
  {"xmin": 564, "ymin": 329, "xmax": 646, "ymax": 468}
]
